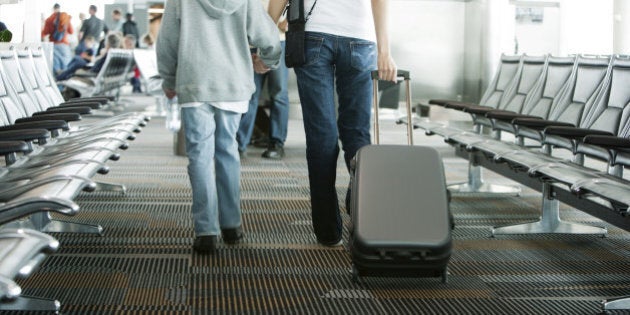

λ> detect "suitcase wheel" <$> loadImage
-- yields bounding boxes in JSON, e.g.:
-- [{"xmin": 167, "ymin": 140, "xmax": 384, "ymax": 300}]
[
  {"xmin": 441, "ymin": 268, "xmax": 448, "ymax": 284},
  {"xmin": 351, "ymin": 265, "xmax": 360, "ymax": 284}
]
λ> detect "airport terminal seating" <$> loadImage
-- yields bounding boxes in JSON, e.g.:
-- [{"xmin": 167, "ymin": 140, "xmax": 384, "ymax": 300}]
[
  {"xmin": 0, "ymin": 43, "xmax": 153, "ymax": 311},
  {"xmin": 414, "ymin": 53, "xmax": 630, "ymax": 311}
]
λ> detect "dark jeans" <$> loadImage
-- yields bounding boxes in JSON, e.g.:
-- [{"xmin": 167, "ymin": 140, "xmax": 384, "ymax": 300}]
[
  {"xmin": 294, "ymin": 32, "xmax": 376, "ymax": 244},
  {"xmin": 55, "ymin": 56, "xmax": 88, "ymax": 81},
  {"xmin": 237, "ymin": 41, "xmax": 289, "ymax": 152}
]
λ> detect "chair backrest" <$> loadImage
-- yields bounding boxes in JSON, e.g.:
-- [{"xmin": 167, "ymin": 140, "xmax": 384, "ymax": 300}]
[
  {"xmin": 133, "ymin": 49, "xmax": 162, "ymax": 95},
  {"xmin": 0, "ymin": 51, "xmax": 30, "ymax": 125},
  {"xmin": 26, "ymin": 46, "xmax": 67, "ymax": 107},
  {"xmin": 479, "ymin": 54, "xmax": 523, "ymax": 108},
  {"xmin": 584, "ymin": 57, "xmax": 630, "ymax": 135},
  {"xmin": 498, "ymin": 55, "xmax": 548, "ymax": 114},
  {"xmin": 547, "ymin": 55, "xmax": 611, "ymax": 126},
  {"xmin": 99, "ymin": 49, "xmax": 134, "ymax": 94},
  {"xmin": 520, "ymin": 55, "xmax": 577, "ymax": 119},
  {"xmin": 16, "ymin": 49, "xmax": 57, "ymax": 111},
  {"xmin": 0, "ymin": 49, "xmax": 41, "ymax": 118}
]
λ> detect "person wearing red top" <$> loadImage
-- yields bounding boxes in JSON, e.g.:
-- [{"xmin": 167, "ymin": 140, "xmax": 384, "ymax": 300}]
[{"xmin": 41, "ymin": 3, "xmax": 74, "ymax": 74}]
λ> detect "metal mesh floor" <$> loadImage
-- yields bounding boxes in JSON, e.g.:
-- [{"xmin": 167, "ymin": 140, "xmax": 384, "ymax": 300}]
[{"xmin": 11, "ymin": 115, "xmax": 630, "ymax": 314}]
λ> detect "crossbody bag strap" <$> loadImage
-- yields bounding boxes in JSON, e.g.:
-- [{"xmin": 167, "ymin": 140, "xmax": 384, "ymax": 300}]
[{"xmin": 287, "ymin": 0, "xmax": 318, "ymax": 24}]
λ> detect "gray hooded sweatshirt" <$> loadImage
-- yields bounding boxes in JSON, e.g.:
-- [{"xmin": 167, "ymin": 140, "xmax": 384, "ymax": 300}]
[{"xmin": 157, "ymin": 0, "xmax": 281, "ymax": 104}]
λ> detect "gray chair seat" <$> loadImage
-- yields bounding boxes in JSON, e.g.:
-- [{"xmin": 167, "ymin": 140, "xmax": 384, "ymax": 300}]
[
  {"xmin": 494, "ymin": 148, "xmax": 563, "ymax": 170},
  {"xmin": 471, "ymin": 139, "xmax": 524, "ymax": 157},
  {"xmin": 447, "ymin": 131, "xmax": 492, "ymax": 147},
  {"xmin": 572, "ymin": 176, "xmax": 630, "ymax": 209},
  {"xmin": 528, "ymin": 160, "xmax": 607, "ymax": 186}
]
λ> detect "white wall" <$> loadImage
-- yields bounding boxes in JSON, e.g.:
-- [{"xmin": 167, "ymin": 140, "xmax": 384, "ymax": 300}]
[
  {"xmin": 559, "ymin": 0, "xmax": 613, "ymax": 55},
  {"xmin": 514, "ymin": 6, "xmax": 561, "ymax": 55},
  {"xmin": 389, "ymin": 0, "xmax": 466, "ymax": 100},
  {"xmin": 613, "ymin": 0, "xmax": 630, "ymax": 54}
]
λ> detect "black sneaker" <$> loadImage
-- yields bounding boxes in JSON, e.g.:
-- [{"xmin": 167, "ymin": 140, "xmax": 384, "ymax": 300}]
[
  {"xmin": 318, "ymin": 237, "xmax": 344, "ymax": 247},
  {"xmin": 262, "ymin": 142, "xmax": 285, "ymax": 160},
  {"xmin": 222, "ymin": 226, "xmax": 244, "ymax": 244},
  {"xmin": 193, "ymin": 235, "xmax": 217, "ymax": 254}
]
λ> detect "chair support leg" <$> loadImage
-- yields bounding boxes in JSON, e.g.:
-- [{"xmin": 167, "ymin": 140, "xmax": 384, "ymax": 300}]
[
  {"xmin": 6, "ymin": 212, "xmax": 104, "ymax": 235},
  {"xmin": 448, "ymin": 125, "xmax": 521, "ymax": 195},
  {"xmin": 448, "ymin": 162, "xmax": 522, "ymax": 195},
  {"xmin": 491, "ymin": 183, "xmax": 607, "ymax": 236},
  {"xmin": 608, "ymin": 164, "xmax": 623, "ymax": 177},
  {"xmin": 603, "ymin": 295, "xmax": 630, "ymax": 310},
  {"xmin": 94, "ymin": 181, "xmax": 127, "ymax": 195},
  {"xmin": 0, "ymin": 295, "xmax": 60, "ymax": 312}
]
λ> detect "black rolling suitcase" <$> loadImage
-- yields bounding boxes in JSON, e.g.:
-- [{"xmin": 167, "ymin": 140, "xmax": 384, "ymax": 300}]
[{"xmin": 349, "ymin": 70, "xmax": 452, "ymax": 283}]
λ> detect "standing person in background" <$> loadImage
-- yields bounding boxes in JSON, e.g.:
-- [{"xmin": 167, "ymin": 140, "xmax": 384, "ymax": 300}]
[
  {"xmin": 79, "ymin": 5, "xmax": 108, "ymax": 51},
  {"xmin": 268, "ymin": 0, "xmax": 397, "ymax": 247},
  {"xmin": 41, "ymin": 3, "xmax": 74, "ymax": 74},
  {"xmin": 237, "ymin": 0, "xmax": 290, "ymax": 160},
  {"xmin": 157, "ymin": 0, "xmax": 282, "ymax": 255},
  {"xmin": 122, "ymin": 13, "xmax": 140, "ymax": 48},
  {"xmin": 109, "ymin": 9, "xmax": 124, "ymax": 32},
  {"xmin": 123, "ymin": 34, "xmax": 142, "ymax": 93}
]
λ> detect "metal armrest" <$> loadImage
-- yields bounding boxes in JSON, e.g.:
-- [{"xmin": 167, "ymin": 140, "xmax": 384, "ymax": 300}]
[
  {"xmin": 544, "ymin": 126, "xmax": 613, "ymax": 140},
  {"xmin": 16, "ymin": 113, "xmax": 82, "ymax": 124},
  {"xmin": 486, "ymin": 110, "xmax": 541, "ymax": 122},
  {"xmin": 0, "ymin": 120, "xmax": 69, "ymax": 132},
  {"xmin": 582, "ymin": 135, "xmax": 630, "ymax": 150},
  {"xmin": 512, "ymin": 118, "xmax": 574, "ymax": 131}
]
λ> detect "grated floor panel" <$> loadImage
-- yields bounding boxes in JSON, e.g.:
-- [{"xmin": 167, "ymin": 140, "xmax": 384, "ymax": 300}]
[{"xmin": 9, "ymin": 115, "xmax": 630, "ymax": 314}]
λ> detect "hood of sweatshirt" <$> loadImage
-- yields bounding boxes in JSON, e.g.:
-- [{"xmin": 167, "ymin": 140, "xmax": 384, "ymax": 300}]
[{"xmin": 196, "ymin": 0, "xmax": 246, "ymax": 19}]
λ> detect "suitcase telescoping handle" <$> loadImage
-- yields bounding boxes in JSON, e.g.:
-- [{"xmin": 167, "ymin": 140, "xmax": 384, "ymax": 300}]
[{"xmin": 371, "ymin": 70, "xmax": 413, "ymax": 145}]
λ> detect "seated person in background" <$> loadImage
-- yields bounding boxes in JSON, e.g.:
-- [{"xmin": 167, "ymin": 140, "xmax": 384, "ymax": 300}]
[
  {"xmin": 87, "ymin": 32, "xmax": 123, "ymax": 74},
  {"xmin": 55, "ymin": 35, "xmax": 96, "ymax": 81},
  {"xmin": 60, "ymin": 33, "xmax": 123, "ymax": 99}
]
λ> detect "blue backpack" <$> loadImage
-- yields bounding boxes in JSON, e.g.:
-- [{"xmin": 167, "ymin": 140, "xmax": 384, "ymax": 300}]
[{"xmin": 52, "ymin": 13, "xmax": 66, "ymax": 41}]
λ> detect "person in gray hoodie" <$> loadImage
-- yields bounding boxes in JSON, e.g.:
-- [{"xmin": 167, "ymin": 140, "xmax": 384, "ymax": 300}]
[{"xmin": 157, "ymin": 0, "xmax": 281, "ymax": 254}]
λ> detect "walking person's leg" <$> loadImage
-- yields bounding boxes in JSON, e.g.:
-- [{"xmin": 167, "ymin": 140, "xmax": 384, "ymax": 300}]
[
  {"xmin": 334, "ymin": 36, "xmax": 377, "ymax": 213},
  {"xmin": 336, "ymin": 37, "xmax": 376, "ymax": 168},
  {"xmin": 213, "ymin": 108, "xmax": 244, "ymax": 243},
  {"xmin": 182, "ymin": 104, "xmax": 220, "ymax": 254},
  {"xmin": 294, "ymin": 33, "xmax": 343, "ymax": 246},
  {"xmin": 236, "ymin": 73, "xmax": 265, "ymax": 158},
  {"xmin": 262, "ymin": 41, "xmax": 290, "ymax": 159}
]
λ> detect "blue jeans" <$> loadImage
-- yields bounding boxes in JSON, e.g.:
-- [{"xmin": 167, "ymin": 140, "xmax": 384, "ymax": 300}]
[
  {"xmin": 237, "ymin": 41, "xmax": 289, "ymax": 152},
  {"xmin": 53, "ymin": 43, "xmax": 72, "ymax": 74},
  {"xmin": 182, "ymin": 104, "xmax": 242, "ymax": 236},
  {"xmin": 56, "ymin": 56, "xmax": 88, "ymax": 81},
  {"xmin": 294, "ymin": 32, "xmax": 376, "ymax": 244}
]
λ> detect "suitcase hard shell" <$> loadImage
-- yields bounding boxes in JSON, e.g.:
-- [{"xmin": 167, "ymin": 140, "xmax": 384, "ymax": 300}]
[{"xmin": 349, "ymin": 70, "xmax": 452, "ymax": 283}]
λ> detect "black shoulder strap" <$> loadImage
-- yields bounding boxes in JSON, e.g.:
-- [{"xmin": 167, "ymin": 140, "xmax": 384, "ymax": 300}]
[{"xmin": 287, "ymin": 0, "xmax": 317, "ymax": 24}]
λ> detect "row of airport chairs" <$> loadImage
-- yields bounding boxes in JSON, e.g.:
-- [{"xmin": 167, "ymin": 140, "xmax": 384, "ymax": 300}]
[
  {"xmin": 0, "ymin": 44, "xmax": 150, "ymax": 312},
  {"xmin": 415, "ymin": 53, "xmax": 630, "ymax": 311}
]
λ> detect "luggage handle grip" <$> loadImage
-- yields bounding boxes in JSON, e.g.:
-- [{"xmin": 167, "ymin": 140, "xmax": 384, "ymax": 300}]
[
  {"xmin": 371, "ymin": 70, "xmax": 410, "ymax": 81},
  {"xmin": 371, "ymin": 69, "xmax": 413, "ymax": 145}
]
